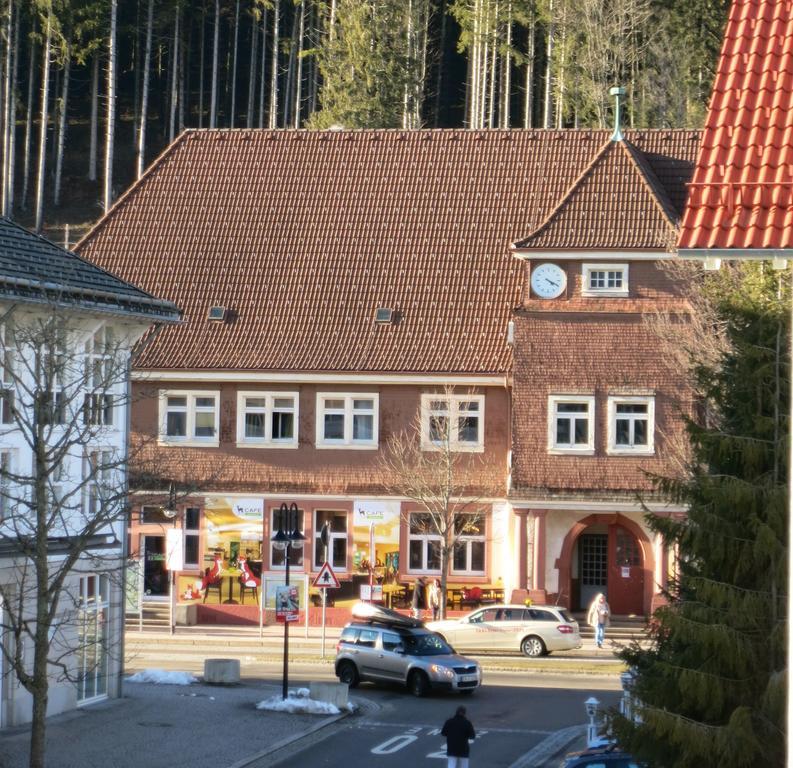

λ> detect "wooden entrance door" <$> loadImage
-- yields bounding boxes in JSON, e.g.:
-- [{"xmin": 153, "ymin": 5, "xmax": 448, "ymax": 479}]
[{"xmin": 607, "ymin": 524, "xmax": 644, "ymax": 615}]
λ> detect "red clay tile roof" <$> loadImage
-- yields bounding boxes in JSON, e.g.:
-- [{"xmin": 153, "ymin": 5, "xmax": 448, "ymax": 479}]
[
  {"xmin": 513, "ymin": 139, "xmax": 680, "ymax": 251},
  {"xmin": 76, "ymin": 129, "xmax": 698, "ymax": 374},
  {"xmin": 678, "ymin": 0, "xmax": 793, "ymax": 252}
]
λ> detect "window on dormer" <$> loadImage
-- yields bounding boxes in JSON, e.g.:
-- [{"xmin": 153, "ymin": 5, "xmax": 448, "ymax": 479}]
[{"xmin": 582, "ymin": 263, "xmax": 629, "ymax": 296}]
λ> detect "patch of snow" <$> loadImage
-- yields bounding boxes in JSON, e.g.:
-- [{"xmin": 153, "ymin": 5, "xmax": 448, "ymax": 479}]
[
  {"xmin": 255, "ymin": 688, "xmax": 355, "ymax": 715},
  {"xmin": 126, "ymin": 669, "xmax": 198, "ymax": 686}
]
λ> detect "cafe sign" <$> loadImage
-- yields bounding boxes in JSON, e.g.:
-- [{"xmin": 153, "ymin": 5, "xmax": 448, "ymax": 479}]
[{"xmin": 232, "ymin": 498, "xmax": 264, "ymax": 521}]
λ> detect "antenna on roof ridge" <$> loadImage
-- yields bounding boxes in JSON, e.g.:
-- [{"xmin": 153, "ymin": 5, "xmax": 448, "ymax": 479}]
[{"xmin": 609, "ymin": 86, "xmax": 626, "ymax": 142}]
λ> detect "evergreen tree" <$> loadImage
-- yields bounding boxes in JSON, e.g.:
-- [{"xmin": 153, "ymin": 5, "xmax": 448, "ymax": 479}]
[
  {"xmin": 309, "ymin": 0, "xmax": 408, "ymax": 128},
  {"xmin": 612, "ymin": 263, "xmax": 788, "ymax": 768}
]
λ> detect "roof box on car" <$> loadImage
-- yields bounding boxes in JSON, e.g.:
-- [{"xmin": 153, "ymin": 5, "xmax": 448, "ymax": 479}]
[{"xmin": 351, "ymin": 601, "xmax": 424, "ymax": 628}]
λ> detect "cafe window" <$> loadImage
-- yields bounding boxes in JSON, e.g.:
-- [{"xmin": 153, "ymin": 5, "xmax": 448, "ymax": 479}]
[
  {"xmin": 183, "ymin": 507, "xmax": 201, "ymax": 568},
  {"xmin": 313, "ymin": 510, "xmax": 347, "ymax": 570},
  {"xmin": 408, "ymin": 512, "xmax": 441, "ymax": 573},
  {"xmin": 270, "ymin": 507, "xmax": 304, "ymax": 569},
  {"xmin": 451, "ymin": 513, "xmax": 485, "ymax": 574}
]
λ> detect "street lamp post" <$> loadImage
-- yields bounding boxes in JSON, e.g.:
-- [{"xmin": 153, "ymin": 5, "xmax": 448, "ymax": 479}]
[{"xmin": 271, "ymin": 502, "xmax": 305, "ymax": 699}]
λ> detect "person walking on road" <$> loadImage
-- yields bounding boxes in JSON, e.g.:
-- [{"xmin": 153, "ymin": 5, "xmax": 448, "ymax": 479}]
[
  {"xmin": 412, "ymin": 577, "xmax": 425, "ymax": 620},
  {"xmin": 587, "ymin": 592, "xmax": 610, "ymax": 648},
  {"xmin": 441, "ymin": 705, "xmax": 476, "ymax": 767},
  {"xmin": 428, "ymin": 578, "xmax": 442, "ymax": 620}
]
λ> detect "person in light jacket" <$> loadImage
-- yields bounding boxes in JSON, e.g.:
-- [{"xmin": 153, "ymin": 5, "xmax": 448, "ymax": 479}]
[
  {"xmin": 441, "ymin": 705, "xmax": 476, "ymax": 767},
  {"xmin": 428, "ymin": 578, "xmax": 442, "ymax": 620},
  {"xmin": 587, "ymin": 592, "xmax": 611, "ymax": 648}
]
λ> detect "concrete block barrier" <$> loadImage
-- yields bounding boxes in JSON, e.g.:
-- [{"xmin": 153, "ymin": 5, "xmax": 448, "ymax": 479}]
[
  {"xmin": 203, "ymin": 658, "xmax": 241, "ymax": 684},
  {"xmin": 309, "ymin": 681, "xmax": 349, "ymax": 708}
]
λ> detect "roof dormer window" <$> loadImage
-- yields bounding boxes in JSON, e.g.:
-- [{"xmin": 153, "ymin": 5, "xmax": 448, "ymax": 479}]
[{"xmin": 581, "ymin": 263, "xmax": 629, "ymax": 297}]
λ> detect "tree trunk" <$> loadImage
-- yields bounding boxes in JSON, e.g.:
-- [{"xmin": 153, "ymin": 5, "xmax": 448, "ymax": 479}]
[
  {"xmin": 246, "ymin": 8, "xmax": 258, "ymax": 129},
  {"xmin": 259, "ymin": 8, "xmax": 268, "ymax": 128},
  {"xmin": 523, "ymin": 8, "xmax": 534, "ymax": 128},
  {"xmin": 230, "ymin": 0, "xmax": 239, "ymax": 128},
  {"xmin": 34, "ymin": 14, "xmax": 51, "ymax": 233},
  {"xmin": 284, "ymin": 3, "xmax": 300, "ymax": 128},
  {"xmin": 432, "ymin": 0, "xmax": 447, "ymax": 127},
  {"xmin": 88, "ymin": 54, "xmax": 98, "ymax": 181},
  {"xmin": 210, "ymin": 0, "xmax": 220, "ymax": 128},
  {"xmin": 6, "ymin": 1, "xmax": 18, "ymax": 215},
  {"xmin": 499, "ymin": 0, "xmax": 512, "ymax": 129},
  {"xmin": 136, "ymin": 0, "xmax": 152, "ymax": 179},
  {"xmin": 104, "ymin": 0, "xmax": 118, "ymax": 213},
  {"xmin": 169, "ymin": 4, "xmax": 180, "ymax": 143},
  {"xmin": 53, "ymin": 43, "xmax": 71, "ymax": 207},
  {"xmin": 21, "ymin": 31, "xmax": 34, "ymax": 208},
  {"xmin": 542, "ymin": 0, "xmax": 554, "ymax": 129},
  {"xmin": 2, "ymin": 0, "xmax": 13, "ymax": 217},
  {"xmin": 198, "ymin": 1, "xmax": 206, "ymax": 128},
  {"xmin": 269, "ymin": 0, "xmax": 279, "ymax": 129},
  {"xmin": 293, "ymin": 0, "xmax": 305, "ymax": 128}
]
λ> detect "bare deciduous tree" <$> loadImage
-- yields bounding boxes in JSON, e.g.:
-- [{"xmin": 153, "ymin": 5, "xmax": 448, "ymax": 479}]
[{"xmin": 379, "ymin": 387, "xmax": 501, "ymax": 619}]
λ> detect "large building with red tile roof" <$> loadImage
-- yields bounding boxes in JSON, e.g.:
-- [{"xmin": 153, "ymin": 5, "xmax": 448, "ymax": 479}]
[{"xmin": 77, "ymin": 127, "xmax": 699, "ymax": 620}]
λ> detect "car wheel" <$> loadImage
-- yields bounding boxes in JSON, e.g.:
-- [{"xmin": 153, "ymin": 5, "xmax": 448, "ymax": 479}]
[
  {"xmin": 521, "ymin": 635, "xmax": 546, "ymax": 658},
  {"xmin": 407, "ymin": 670, "xmax": 430, "ymax": 697},
  {"xmin": 337, "ymin": 661, "xmax": 360, "ymax": 688}
]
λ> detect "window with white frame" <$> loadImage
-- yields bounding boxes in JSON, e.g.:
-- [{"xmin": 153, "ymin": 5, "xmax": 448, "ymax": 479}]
[
  {"xmin": 408, "ymin": 512, "xmax": 441, "ymax": 572},
  {"xmin": 236, "ymin": 391, "xmax": 298, "ymax": 447},
  {"xmin": 608, "ymin": 396, "xmax": 655, "ymax": 454},
  {"xmin": 0, "ymin": 321, "xmax": 13, "ymax": 425},
  {"xmin": 421, "ymin": 394, "xmax": 485, "ymax": 452},
  {"xmin": 160, "ymin": 391, "xmax": 220, "ymax": 444},
  {"xmin": 269, "ymin": 507, "xmax": 304, "ymax": 568},
  {"xmin": 36, "ymin": 320, "xmax": 67, "ymax": 426},
  {"xmin": 313, "ymin": 510, "xmax": 348, "ymax": 570},
  {"xmin": 183, "ymin": 507, "xmax": 201, "ymax": 568},
  {"xmin": 82, "ymin": 326, "xmax": 116, "ymax": 427},
  {"xmin": 83, "ymin": 450, "xmax": 112, "ymax": 517},
  {"xmin": 0, "ymin": 449, "xmax": 11, "ymax": 520},
  {"xmin": 582, "ymin": 263, "xmax": 629, "ymax": 296},
  {"xmin": 452, "ymin": 513, "xmax": 486, "ymax": 574},
  {"xmin": 77, "ymin": 573, "xmax": 110, "ymax": 703},
  {"xmin": 548, "ymin": 395, "xmax": 595, "ymax": 453},
  {"xmin": 316, "ymin": 394, "xmax": 378, "ymax": 448}
]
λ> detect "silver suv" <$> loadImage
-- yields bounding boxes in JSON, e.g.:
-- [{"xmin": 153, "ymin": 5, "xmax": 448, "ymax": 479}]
[{"xmin": 335, "ymin": 603, "xmax": 482, "ymax": 697}]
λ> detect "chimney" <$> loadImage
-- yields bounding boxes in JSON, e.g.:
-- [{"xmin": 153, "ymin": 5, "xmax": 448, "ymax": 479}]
[{"xmin": 609, "ymin": 86, "xmax": 626, "ymax": 142}]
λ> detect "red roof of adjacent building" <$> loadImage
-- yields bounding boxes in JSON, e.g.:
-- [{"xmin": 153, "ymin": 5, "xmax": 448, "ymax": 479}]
[
  {"xmin": 76, "ymin": 129, "xmax": 698, "ymax": 375},
  {"xmin": 678, "ymin": 0, "xmax": 793, "ymax": 253}
]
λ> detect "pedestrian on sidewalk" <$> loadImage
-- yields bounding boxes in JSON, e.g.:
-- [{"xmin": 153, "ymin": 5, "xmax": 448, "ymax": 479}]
[
  {"xmin": 441, "ymin": 705, "xmax": 476, "ymax": 767},
  {"xmin": 587, "ymin": 593, "xmax": 610, "ymax": 648},
  {"xmin": 412, "ymin": 577, "xmax": 425, "ymax": 620},
  {"xmin": 428, "ymin": 578, "xmax": 442, "ymax": 620}
]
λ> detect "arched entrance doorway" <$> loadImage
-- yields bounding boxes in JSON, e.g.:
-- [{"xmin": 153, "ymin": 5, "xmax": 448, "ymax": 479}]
[{"xmin": 557, "ymin": 514, "xmax": 652, "ymax": 616}]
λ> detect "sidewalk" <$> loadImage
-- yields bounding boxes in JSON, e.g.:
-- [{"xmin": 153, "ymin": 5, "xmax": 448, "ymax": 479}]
[
  {"xmin": 125, "ymin": 626, "xmax": 628, "ymax": 676},
  {"xmin": 0, "ymin": 679, "xmax": 350, "ymax": 768}
]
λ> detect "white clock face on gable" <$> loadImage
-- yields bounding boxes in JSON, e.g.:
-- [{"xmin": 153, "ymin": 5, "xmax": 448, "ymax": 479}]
[{"xmin": 530, "ymin": 263, "xmax": 567, "ymax": 299}]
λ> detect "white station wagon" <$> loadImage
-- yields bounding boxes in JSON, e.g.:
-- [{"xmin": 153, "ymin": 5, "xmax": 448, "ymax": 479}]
[{"xmin": 426, "ymin": 604, "xmax": 582, "ymax": 657}]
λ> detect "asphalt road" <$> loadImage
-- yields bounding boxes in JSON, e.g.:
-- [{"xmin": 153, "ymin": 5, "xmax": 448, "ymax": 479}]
[{"xmin": 264, "ymin": 671, "xmax": 622, "ymax": 768}]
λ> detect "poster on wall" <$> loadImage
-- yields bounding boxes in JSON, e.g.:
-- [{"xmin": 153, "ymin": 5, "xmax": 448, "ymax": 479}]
[
  {"xmin": 275, "ymin": 585, "xmax": 299, "ymax": 622},
  {"xmin": 352, "ymin": 500, "xmax": 401, "ymax": 580},
  {"xmin": 203, "ymin": 497, "xmax": 265, "ymax": 568}
]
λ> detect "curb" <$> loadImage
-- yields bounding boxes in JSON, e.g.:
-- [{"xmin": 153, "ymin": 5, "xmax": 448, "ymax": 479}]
[
  {"xmin": 507, "ymin": 724, "xmax": 585, "ymax": 768},
  {"xmin": 226, "ymin": 694, "xmax": 378, "ymax": 768}
]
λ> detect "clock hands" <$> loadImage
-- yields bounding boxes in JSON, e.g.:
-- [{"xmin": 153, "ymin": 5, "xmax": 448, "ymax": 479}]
[{"xmin": 544, "ymin": 277, "xmax": 559, "ymax": 288}]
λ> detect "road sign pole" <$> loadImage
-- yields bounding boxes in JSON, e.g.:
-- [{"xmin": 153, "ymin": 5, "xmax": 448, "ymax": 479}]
[{"xmin": 321, "ymin": 586, "xmax": 327, "ymax": 659}]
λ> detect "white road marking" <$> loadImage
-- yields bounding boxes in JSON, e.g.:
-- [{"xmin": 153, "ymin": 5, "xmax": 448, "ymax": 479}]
[{"xmin": 364, "ymin": 721, "xmax": 550, "ymax": 736}]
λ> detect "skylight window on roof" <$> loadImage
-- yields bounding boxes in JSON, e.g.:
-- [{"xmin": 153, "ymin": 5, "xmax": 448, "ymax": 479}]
[
  {"xmin": 375, "ymin": 308, "xmax": 393, "ymax": 324},
  {"xmin": 208, "ymin": 306, "xmax": 227, "ymax": 322}
]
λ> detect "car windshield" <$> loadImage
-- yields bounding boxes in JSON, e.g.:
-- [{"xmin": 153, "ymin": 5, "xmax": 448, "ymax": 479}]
[{"xmin": 402, "ymin": 632, "xmax": 454, "ymax": 656}]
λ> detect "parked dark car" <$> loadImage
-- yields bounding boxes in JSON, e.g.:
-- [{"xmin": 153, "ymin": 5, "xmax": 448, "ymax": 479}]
[{"xmin": 562, "ymin": 744, "xmax": 644, "ymax": 767}]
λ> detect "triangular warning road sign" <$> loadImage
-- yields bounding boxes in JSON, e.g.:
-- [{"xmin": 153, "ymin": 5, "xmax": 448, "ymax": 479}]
[{"xmin": 312, "ymin": 561, "xmax": 340, "ymax": 589}]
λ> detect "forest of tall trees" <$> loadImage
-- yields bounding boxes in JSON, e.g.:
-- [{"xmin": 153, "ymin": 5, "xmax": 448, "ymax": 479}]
[{"xmin": 0, "ymin": 0, "xmax": 729, "ymax": 237}]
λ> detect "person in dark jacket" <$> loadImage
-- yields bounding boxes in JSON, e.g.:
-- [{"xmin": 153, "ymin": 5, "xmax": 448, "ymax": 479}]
[
  {"xmin": 411, "ymin": 577, "xmax": 425, "ymax": 619},
  {"xmin": 441, "ymin": 705, "xmax": 476, "ymax": 767}
]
